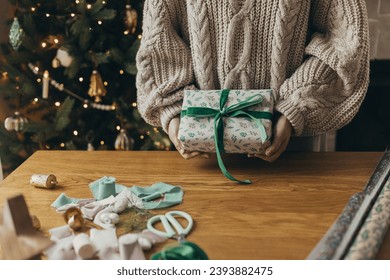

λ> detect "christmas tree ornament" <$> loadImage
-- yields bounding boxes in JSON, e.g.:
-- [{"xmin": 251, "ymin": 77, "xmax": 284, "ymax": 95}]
[
  {"xmin": 4, "ymin": 111, "xmax": 28, "ymax": 132},
  {"xmin": 88, "ymin": 70, "xmax": 107, "ymax": 102},
  {"xmin": 124, "ymin": 4, "xmax": 138, "ymax": 34},
  {"xmin": 115, "ymin": 129, "xmax": 134, "ymax": 150},
  {"xmin": 86, "ymin": 130, "xmax": 95, "ymax": 151},
  {"xmin": 56, "ymin": 48, "xmax": 73, "ymax": 68},
  {"xmin": 87, "ymin": 143, "xmax": 95, "ymax": 151},
  {"xmin": 9, "ymin": 17, "xmax": 24, "ymax": 51},
  {"xmin": 42, "ymin": 70, "xmax": 50, "ymax": 99},
  {"xmin": 52, "ymin": 57, "xmax": 61, "ymax": 68}
]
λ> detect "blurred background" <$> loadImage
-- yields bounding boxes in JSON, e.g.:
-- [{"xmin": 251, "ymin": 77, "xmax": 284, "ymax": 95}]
[
  {"xmin": 0, "ymin": 0, "xmax": 389, "ymax": 178},
  {"xmin": 337, "ymin": 0, "xmax": 390, "ymax": 152},
  {"xmin": 0, "ymin": 0, "xmax": 171, "ymax": 178}
]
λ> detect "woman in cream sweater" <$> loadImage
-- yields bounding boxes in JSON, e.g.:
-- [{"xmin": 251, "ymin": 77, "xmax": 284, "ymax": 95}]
[{"xmin": 136, "ymin": 0, "xmax": 370, "ymax": 161}]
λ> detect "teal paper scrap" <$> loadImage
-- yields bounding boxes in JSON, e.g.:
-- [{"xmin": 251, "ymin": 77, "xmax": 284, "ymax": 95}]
[
  {"xmin": 89, "ymin": 176, "xmax": 127, "ymax": 200},
  {"xmin": 130, "ymin": 182, "xmax": 184, "ymax": 209},
  {"xmin": 51, "ymin": 193, "xmax": 81, "ymax": 209}
]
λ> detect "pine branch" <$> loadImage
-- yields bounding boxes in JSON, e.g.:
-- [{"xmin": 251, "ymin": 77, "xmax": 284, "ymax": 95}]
[
  {"xmin": 55, "ymin": 96, "xmax": 75, "ymax": 131},
  {"xmin": 126, "ymin": 39, "xmax": 140, "ymax": 61},
  {"xmin": 92, "ymin": 9, "xmax": 117, "ymax": 21}
]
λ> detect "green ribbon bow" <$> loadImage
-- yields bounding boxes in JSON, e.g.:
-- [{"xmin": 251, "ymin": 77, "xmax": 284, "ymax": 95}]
[{"xmin": 181, "ymin": 89, "xmax": 273, "ymax": 184}]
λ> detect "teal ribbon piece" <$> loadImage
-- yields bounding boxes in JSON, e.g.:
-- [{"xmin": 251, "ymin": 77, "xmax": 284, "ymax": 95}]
[
  {"xmin": 89, "ymin": 176, "xmax": 127, "ymax": 200},
  {"xmin": 51, "ymin": 180, "xmax": 182, "ymax": 210},
  {"xmin": 130, "ymin": 182, "xmax": 184, "ymax": 209},
  {"xmin": 181, "ymin": 89, "xmax": 273, "ymax": 184},
  {"xmin": 51, "ymin": 193, "xmax": 81, "ymax": 208}
]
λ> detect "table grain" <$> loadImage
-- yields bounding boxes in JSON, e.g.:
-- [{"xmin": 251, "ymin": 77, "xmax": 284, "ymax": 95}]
[{"xmin": 0, "ymin": 151, "xmax": 384, "ymax": 260}]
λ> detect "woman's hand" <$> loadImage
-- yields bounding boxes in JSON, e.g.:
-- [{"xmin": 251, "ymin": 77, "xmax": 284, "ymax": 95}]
[
  {"xmin": 168, "ymin": 116, "xmax": 209, "ymax": 159},
  {"xmin": 249, "ymin": 114, "xmax": 293, "ymax": 162}
]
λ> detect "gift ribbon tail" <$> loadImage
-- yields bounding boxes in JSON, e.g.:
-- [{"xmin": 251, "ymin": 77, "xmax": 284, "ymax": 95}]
[
  {"xmin": 214, "ymin": 115, "xmax": 252, "ymax": 184},
  {"xmin": 216, "ymin": 147, "xmax": 252, "ymax": 184}
]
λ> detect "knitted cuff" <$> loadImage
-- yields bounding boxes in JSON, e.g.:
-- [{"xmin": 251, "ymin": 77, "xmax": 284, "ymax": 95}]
[
  {"xmin": 160, "ymin": 101, "xmax": 183, "ymax": 134},
  {"xmin": 160, "ymin": 84, "xmax": 198, "ymax": 133},
  {"xmin": 275, "ymin": 100, "xmax": 305, "ymax": 136}
]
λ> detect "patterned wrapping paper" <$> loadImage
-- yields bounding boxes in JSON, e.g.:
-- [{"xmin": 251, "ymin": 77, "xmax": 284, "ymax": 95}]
[
  {"xmin": 178, "ymin": 89, "xmax": 273, "ymax": 154},
  {"xmin": 307, "ymin": 151, "xmax": 390, "ymax": 259},
  {"xmin": 306, "ymin": 192, "xmax": 365, "ymax": 260},
  {"xmin": 344, "ymin": 178, "xmax": 390, "ymax": 260}
]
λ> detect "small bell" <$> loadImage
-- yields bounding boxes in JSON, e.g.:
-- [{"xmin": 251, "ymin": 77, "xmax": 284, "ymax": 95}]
[
  {"xmin": 9, "ymin": 17, "xmax": 24, "ymax": 51},
  {"xmin": 124, "ymin": 4, "xmax": 138, "ymax": 34},
  {"xmin": 4, "ymin": 111, "xmax": 28, "ymax": 132},
  {"xmin": 115, "ymin": 129, "xmax": 134, "ymax": 150},
  {"xmin": 88, "ymin": 70, "xmax": 107, "ymax": 103}
]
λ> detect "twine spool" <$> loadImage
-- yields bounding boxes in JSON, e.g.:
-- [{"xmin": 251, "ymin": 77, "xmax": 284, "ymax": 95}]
[{"xmin": 30, "ymin": 174, "xmax": 57, "ymax": 189}]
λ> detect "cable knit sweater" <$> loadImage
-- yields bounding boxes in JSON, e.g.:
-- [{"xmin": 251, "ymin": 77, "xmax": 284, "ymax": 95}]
[{"xmin": 136, "ymin": 0, "xmax": 369, "ymax": 136}]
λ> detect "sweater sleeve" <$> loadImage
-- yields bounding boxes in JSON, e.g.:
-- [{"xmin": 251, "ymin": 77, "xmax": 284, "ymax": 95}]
[
  {"xmin": 275, "ymin": 0, "xmax": 370, "ymax": 136},
  {"xmin": 136, "ymin": 0, "xmax": 195, "ymax": 133}
]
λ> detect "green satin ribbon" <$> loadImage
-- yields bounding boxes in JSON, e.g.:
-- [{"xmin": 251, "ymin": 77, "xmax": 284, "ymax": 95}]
[
  {"xmin": 151, "ymin": 241, "xmax": 209, "ymax": 260},
  {"xmin": 181, "ymin": 89, "xmax": 272, "ymax": 184}
]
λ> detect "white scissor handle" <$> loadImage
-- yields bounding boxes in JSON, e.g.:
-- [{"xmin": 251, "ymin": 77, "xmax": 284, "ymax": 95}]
[
  {"xmin": 147, "ymin": 211, "xmax": 193, "ymax": 239},
  {"xmin": 165, "ymin": 211, "xmax": 193, "ymax": 236}
]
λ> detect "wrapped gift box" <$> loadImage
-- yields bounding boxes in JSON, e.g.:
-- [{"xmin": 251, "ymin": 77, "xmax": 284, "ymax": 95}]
[{"xmin": 178, "ymin": 89, "xmax": 273, "ymax": 155}]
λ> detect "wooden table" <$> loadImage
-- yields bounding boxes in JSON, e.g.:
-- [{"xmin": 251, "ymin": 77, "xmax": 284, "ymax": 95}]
[{"xmin": 0, "ymin": 151, "xmax": 387, "ymax": 259}]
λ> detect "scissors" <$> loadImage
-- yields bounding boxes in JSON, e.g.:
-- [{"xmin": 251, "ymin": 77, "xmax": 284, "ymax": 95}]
[{"xmin": 147, "ymin": 211, "xmax": 193, "ymax": 243}]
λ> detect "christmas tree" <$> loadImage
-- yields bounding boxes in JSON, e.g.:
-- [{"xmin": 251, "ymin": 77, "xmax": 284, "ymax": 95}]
[{"xmin": 0, "ymin": 0, "xmax": 171, "ymax": 176}]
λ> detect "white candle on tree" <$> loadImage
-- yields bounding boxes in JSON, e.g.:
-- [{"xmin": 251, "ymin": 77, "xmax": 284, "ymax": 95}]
[{"xmin": 42, "ymin": 70, "xmax": 49, "ymax": 99}]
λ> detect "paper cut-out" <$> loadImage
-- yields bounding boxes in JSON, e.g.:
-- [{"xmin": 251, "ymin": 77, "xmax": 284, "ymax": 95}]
[{"xmin": 0, "ymin": 194, "xmax": 53, "ymax": 259}]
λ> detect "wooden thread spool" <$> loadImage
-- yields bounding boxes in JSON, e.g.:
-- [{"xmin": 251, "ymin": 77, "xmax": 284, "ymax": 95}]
[{"xmin": 30, "ymin": 174, "xmax": 57, "ymax": 189}]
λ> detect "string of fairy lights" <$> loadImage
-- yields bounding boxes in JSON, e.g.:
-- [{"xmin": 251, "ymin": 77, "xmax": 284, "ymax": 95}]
[
  {"xmin": 27, "ymin": 63, "xmax": 165, "ymax": 148},
  {"xmin": 1, "ymin": 65, "xmax": 164, "ymax": 149},
  {"xmin": 28, "ymin": 63, "xmax": 117, "ymax": 111}
]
